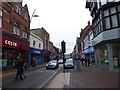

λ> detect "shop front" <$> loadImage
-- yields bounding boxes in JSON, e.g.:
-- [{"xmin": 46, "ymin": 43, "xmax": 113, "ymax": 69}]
[
  {"xmin": 91, "ymin": 29, "xmax": 120, "ymax": 71},
  {"xmin": 1, "ymin": 36, "xmax": 29, "ymax": 71},
  {"xmin": 30, "ymin": 48, "xmax": 44, "ymax": 66},
  {"xmin": 81, "ymin": 47, "xmax": 95, "ymax": 64},
  {"xmin": 96, "ymin": 42, "xmax": 120, "ymax": 70}
]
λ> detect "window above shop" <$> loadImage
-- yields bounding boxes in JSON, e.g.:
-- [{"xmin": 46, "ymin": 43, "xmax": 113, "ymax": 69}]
[
  {"xmin": 39, "ymin": 43, "xmax": 41, "ymax": 48},
  {"xmin": 0, "ymin": 10, "xmax": 2, "ymax": 28},
  {"xmin": 13, "ymin": 23, "xmax": 20, "ymax": 36},
  {"xmin": 15, "ymin": 4, "xmax": 21, "ymax": 15},
  {"xmin": 22, "ymin": 28, "xmax": 28, "ymax": 39},
  {"xmin": 33, "ymin": 40, "xmax": 36, "ymax": 46},
  {"xmin": 0, "ymin": 10, "xmax": 2, "ymax": 16},
  {"xmin": 24, "ymin": 12, "xmax": 29, "ymax": 21}
]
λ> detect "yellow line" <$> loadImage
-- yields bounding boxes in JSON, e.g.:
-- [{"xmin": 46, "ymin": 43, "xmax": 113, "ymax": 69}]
[
  {"xmin": 48, "ymin": 73, "xmax": 70, "ymax": 88},
  {"xmin": 0, "ymin": 71, "xmax": 17, "ymax": 78}
]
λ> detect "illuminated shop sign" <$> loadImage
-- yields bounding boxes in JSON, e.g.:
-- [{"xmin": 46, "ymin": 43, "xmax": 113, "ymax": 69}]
[
  {"xmin": 1, "ymin": 36, "xmax": 29, "ymax": 50},
  {"xmin": 5, "ymin": 40, "xmax": 17, "ymax": 47}
]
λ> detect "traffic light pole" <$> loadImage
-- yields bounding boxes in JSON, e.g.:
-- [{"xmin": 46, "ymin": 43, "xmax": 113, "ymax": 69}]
[
  {"xmin": 61, "ymin": 40, "xmax": 66, "ymax": 73},
  {"xmin": 63, "ymin": 53, "xmax": 65, "ymax": 73}
]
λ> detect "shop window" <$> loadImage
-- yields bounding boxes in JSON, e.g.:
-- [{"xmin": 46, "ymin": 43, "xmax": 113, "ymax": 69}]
[
  {"xmin": 104, "ymin": 17, "xmax": 111, "ymax": 29},
  {"xmin": 112, "ymin": 43, "xmax": 119, "ymax": 67},
  {"xmin": 110, "ymin": 7, "xmax": 116, "ymax": 14},
  {"xmin": 111, "ymin": 15, "xmax": 118, "ymax": 28},
  {"xmin": 99, "ymin": 45, "xmax": 109, "ymax": 65},
  {"xmin": 104, "ymin": 9, "xmax": 109, "ymax": 17},
  {"xmin": 13, "ymin": 23, "xmax": 20, "ymax": 36}
]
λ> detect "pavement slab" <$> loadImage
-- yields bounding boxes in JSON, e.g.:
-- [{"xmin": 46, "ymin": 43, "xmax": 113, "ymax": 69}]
[
  {"xmin": 48, "ymin": 73, "xmax": 70, "ymax": 88},
  {"xmin": 70, "ymin": 71, "xmax": 119, "ymax": 88}
]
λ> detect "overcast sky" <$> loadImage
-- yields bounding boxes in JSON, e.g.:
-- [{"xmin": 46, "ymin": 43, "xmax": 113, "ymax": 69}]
[{"xmin": 23, "ymin": 0, "xmax": 92, "ymax": 54}]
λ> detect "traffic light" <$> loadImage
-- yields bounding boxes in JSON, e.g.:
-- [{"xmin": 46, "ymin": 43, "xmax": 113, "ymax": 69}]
[{"xmin": 61, "ymin": 40, "xmax": 66, "ymax": 53}]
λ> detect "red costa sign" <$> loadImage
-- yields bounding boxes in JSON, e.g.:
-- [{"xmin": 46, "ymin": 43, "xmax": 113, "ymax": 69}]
[{"xmin": 1, "ymin": 36, "xmax": 29, "ymax": 50}]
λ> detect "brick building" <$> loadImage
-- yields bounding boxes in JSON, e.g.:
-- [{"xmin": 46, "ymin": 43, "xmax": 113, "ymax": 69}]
[
  {"xmin": 73, "ymin": 21, "xmax": 92, "ymax": 60},
  {"xmin": 0, "ymin": 2, "xmax": 30, "ymax": 70},
  {"xmin": 49, "ymin": 41, "xmax": 59, "ymax": 60}
]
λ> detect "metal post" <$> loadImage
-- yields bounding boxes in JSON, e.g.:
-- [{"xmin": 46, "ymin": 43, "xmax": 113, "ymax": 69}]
[{"xmin": 63, "ymin": 53, "xmax": 65, "ymax": 73}]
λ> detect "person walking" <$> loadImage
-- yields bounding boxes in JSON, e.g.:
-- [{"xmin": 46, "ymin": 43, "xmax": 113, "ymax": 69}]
[
  {"xmin": 32, "ymin": 58, "xmax": 36, "ymax": 68},
  {"xmin": 84, "ymin": 56, "xmax": 87, "ymax": 66},
  {"xmin": 81, "ymin": 57, "xmax": 84, "ymax": 65},
  {"xmin": 87, "ymin": 57, "xmax": 90, "ymax": 66},
  {"xmin": 15, "ymin": 55, "xmax": 26, "ymax": 80}
]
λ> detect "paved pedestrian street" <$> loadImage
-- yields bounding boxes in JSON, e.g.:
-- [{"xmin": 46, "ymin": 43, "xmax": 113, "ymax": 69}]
[
  {"xmin": 47, "ymin": 65, "xmax": 119, "ymax": 88},
  {"xmin": 48, "ymin": 73, "xmax": 70, "ymax": 88}
]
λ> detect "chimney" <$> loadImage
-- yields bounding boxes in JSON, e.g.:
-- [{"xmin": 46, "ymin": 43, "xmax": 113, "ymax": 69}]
[{"xmin": 88, "ymin": 20, "xmax": 90, "ymax": 25}]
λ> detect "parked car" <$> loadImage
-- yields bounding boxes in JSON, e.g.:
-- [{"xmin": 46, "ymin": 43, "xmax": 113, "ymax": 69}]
[
  {"xmin": 46, "ymin": 60, "xmax": 59, "ymax": 69},
  {"xmin": 58, "ymin": 59, "xmax": 63, "ymax": 64},
  {"xmin": 64, "ymin": 59, "xmax": 74, "ymax": 69}
]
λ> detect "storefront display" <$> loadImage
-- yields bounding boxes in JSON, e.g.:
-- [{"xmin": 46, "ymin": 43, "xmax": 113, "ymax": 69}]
[
  {"xmin": 99, "ymin": 45, "xmax": 109, "ymax": 65},
  {"xmin": 30, "ymin": 48, "xmax": 44, "ymax": 65},
  {"xmin": 0, "ymin": 36, "xmax": 29, "ymax": 70}
]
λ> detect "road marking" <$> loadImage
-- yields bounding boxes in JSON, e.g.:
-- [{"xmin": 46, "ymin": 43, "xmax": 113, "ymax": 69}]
[{"xmin": 37, "ymin": 71, "xmax": 57, "ymax": 89}]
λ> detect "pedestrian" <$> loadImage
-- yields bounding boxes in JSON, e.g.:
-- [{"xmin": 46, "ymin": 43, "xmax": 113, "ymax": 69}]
[
  {"xmin": 87, "ymin": 57, "xmax": 90, "ymax": 66},
  {"xmin": 91, "ymin": 58, "xmax": 95, "ymax": 65},
  {"xmin": 84, "ymin": 56, "xmax": 87, "ymax": 66},
  {"xmin": 32, "ymin": 58, "xmax": 36, "ymax": 68},
  {"xmin": 24, "ymin": 62, "xmax": 28, "ymax": 70},
  {"xmin": 81, "ymin": 57, "xmax": 84, "ymax": 65},
  {"xmin": 15, "ymin": 56, "xmax": 26, "ymax": 80}
]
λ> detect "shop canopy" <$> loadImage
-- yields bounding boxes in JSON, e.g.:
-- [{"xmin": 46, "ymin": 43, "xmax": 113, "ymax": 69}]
[{"xmin": 81, "ymin": 47, "xmax": 94, "ymax": 54}]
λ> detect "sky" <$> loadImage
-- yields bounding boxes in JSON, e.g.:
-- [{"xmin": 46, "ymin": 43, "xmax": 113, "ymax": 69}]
[{"xmin": 23, "ymin": 0, "xmax": 92, "ymax": 54}]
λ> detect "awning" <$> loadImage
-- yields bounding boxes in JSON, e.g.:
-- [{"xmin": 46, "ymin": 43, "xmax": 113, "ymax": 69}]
[{"xmin": 81, "ymin": 47, "xmax": 94, "ymax": 54}]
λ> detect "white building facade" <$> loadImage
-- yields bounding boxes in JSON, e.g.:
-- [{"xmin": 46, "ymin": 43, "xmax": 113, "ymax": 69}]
[
  {"xmin": 86, "ymin": 0, "xmax": 120, "ymax": 71},
  {"xmin": 29, "ymin": 32, "xmax": 44, "ymax": 65},
  {"xmin": 30, "ymin": 32, "xmax": 43, "ymax": 50}
]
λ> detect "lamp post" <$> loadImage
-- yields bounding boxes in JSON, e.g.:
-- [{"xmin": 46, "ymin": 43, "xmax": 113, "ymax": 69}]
[
  {"xmin": 28, "ymin": 9, "xmax": 39, "ymax": 66},
  {"xmin": 30, "ymin": 9, "xmax": 39, "ymax": 23},
  {"xmin": 30, "ymin": 9, "xmax": 39, "ymax": 24}
]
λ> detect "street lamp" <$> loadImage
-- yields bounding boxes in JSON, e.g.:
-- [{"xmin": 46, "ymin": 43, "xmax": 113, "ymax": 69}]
[{"xmin": 30, "ymin": 9, "xmax": 39, "ymax": 23}]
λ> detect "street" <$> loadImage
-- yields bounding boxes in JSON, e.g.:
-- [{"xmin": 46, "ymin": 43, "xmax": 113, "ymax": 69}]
[
  {"xmin": 2, "ymin": 61, "xmax": 119, "ymax": 89},
  {"xmin": 2, "ymin": 65, "xmax": 63, "ymax": 88}
]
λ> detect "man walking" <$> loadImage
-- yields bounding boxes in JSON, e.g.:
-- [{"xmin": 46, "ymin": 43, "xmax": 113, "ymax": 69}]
[
  {"xmin": 15, "ymin": 55, "xmax": 26, "ymax": 80},
  {"xmin": 81, "ymin": 57, "xmax": 84, "ymax": 65}
]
